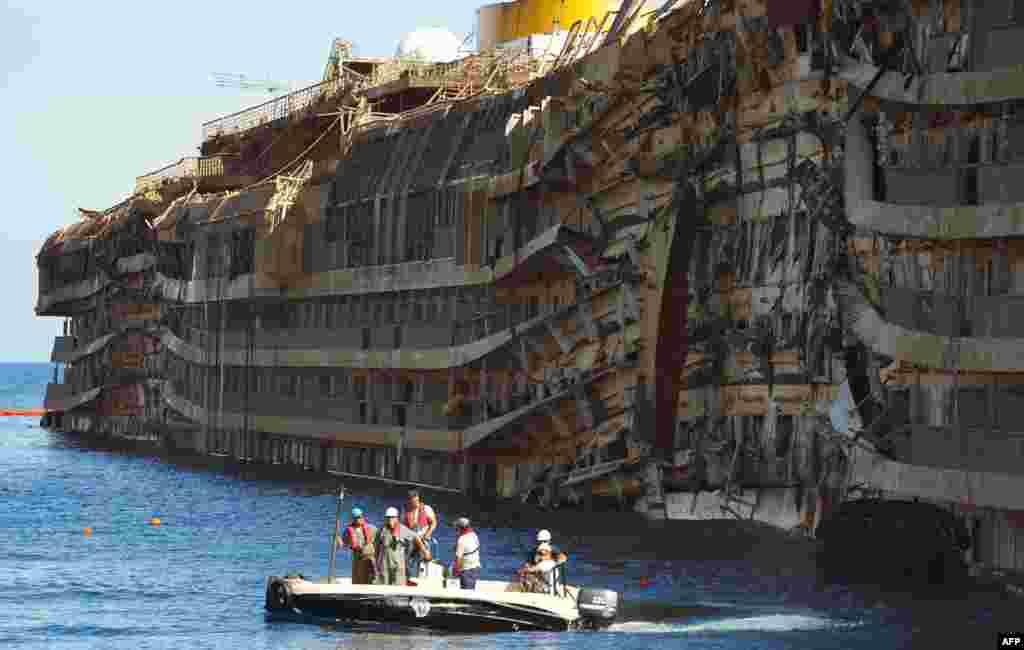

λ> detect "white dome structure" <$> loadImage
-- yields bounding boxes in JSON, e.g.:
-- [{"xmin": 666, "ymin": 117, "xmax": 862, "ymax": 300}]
[{"xmin": 396, "ymin": 27, "xmax": 463, "ymax": 63}]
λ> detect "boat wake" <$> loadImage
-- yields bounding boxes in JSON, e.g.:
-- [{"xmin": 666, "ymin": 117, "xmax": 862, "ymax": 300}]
[
  {"xmin": 608, "ymin": 613, "xmax": 862, "ymax": 635},
  {"xmin": 617, "ymin": 600, "xmax": 731, "ymax": 622}
]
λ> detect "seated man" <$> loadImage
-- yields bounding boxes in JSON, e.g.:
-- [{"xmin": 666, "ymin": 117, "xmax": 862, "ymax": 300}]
[
  {"xmin": 517, "ymin": 543, "xmax": 565, "ymax": 595},
  {"xmin": 530, "ymin": 530, "xmax": 567, "ymax": 565},
  {"xmin": 402, "ymin": 489, "xmax": 437, "ymax": 580}
]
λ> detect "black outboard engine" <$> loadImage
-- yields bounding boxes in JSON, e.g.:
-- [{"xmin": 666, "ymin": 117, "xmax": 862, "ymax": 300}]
[
  {"xmin": 265, "ymin": 577, "xmax": 293, "ymax": 612},
  {"xmin": 577, "ymin": 588, "xmax": 619, "ymax": 629}
]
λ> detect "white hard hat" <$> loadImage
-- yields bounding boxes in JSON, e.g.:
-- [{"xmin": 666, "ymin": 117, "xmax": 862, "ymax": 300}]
[
  {"xmin": 536, "ymin": 529, "xmax": 552, "ymax": 542},
  {"xmin": 385, "ymin": 507, "xmax": 399, "ymax": 518}
]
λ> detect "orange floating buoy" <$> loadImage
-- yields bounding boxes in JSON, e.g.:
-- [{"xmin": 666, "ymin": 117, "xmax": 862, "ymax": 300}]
[
  {"xmin": 84, "ymin": 527, "xmax": 93, "ymax": 536},
  {"xmin": 0, "ymin": 409, "xmax": 47, "ymax": 417},
  {"xmin": 150, "ymin": 517, "xmax": 161, "ymax": 526}
]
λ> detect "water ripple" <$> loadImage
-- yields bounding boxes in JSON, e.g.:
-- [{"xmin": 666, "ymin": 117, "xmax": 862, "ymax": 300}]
[{"xmin": 21, "ymin": 624, "xmax": 150, "ymax": 638}]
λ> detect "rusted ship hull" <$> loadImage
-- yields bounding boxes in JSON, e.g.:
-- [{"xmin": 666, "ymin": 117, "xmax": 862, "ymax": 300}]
[{"xmin": 35, "ymin": 0, "xmax": 1024, "ymax": 581}]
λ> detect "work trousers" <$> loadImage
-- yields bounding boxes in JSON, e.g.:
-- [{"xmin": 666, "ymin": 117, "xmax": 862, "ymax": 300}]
[
  {"xmin": 351, "ymin": 555, "xmax": 375, "ymax": 585},
  {"xmin": 408, "ymin": 540, "xmax": 431, "ymax": 578},
  {"xmin": 377, "ymin": 564, "xmax": 407, "ymax": 586},
  {"xmin": 459, "ymin": 567, "xmax": 479, "ymax": 590}
]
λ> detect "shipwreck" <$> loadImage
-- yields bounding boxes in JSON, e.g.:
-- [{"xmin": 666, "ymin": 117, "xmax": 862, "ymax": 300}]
[{"xmin": 37, "ymin": 0, "xmax": 1024, "ymax": 582}]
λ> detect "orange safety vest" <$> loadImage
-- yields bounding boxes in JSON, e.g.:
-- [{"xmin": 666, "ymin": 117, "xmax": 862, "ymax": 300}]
[
  {"xmin": 346, "ymin": 522, "xmax": 373, "ymax": 551},
  {"xmin": 404, "ymin": 505, "xmax": 432, "ymax": 532}
]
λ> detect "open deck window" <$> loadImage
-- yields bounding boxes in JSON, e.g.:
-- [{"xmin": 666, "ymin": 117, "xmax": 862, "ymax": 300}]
[
  {"xmin": 393, "ymin": 404, "xmax": 407, "ymax": 427},
  {"xmin": 953, "ymin": 388, "xmax": 988, "ymax": 428}
]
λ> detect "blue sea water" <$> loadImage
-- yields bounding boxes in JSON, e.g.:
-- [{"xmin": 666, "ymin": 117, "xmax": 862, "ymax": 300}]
[{"xmin": 0, "ymin": 362, "xmax": 1018, "ymax": 649}]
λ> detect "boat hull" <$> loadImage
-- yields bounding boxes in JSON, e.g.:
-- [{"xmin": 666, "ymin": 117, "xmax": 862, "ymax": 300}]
[
  {"xmin": 265, "ymin": 576, "xmax": 616, "ymax": 633},
  {"xmin": 283, "ymin": 592, "xmax": 573, "ymax": 632}
]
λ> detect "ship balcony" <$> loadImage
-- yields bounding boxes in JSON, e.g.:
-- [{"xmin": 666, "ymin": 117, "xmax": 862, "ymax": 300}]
[
  {"xmin": 838, "ymin": 281, "xmax": 1024, "ymax": 374},
  {"xmin": 134, "ymin": 155, "xmax": 251, "ymax": 195},
  {"xmin": 839, "ymin": 31, "xmax": 1024, "ymax": 240},
  {"xmin": 134, "ymin": 152, "xmax": 341, "ymax": 197},
  {"xmin": 159, "ymin": 269, "xmax": 634, "ymax": 372},
  {"xmin": 361, "ymin": 49, "xmax": 540, "ymax": 102},
  {"xmin": 461, "ymin": 359, "xmax": 625, "ymax": 451},
  {"xmin": 838, "ymin": 55, "xmax": 1024, "ymax": 108},
  {"xmin": 43, "ymin": 383, "xmax": 101, "ymax": 413},
  {"xmin": 36, "ymin": 251, "xmax": 160, "ymax": 317},
  {"xmin": 103, "ymin": 363, "xmax": 164, "ymax": 387},
  {"xmin": 492, "ymin": 224, "xmax": 601, "ymax": 288},
  {"xmin": 161, "ymin": 381, "xmax": 463, "ymax": 455},
  {"xmin": 201, "ymin": 73, "xmax": 363, "ymax": 142}
]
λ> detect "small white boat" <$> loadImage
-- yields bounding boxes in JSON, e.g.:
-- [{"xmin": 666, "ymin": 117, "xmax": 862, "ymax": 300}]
[
  {"xmin": 265, "ymin": 486, "xmax": 618, "ymax": 632},
  {"xmin": 265, "ymin": 562, "xmax": 620, "ymax": 632}
]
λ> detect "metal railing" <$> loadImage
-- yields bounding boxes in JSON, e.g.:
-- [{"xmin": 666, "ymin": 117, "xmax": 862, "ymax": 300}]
[
  {"xmin": 135, "ymin": 158, "xmax": 196, "ymax": 190},
  {"xmin": 202, "ymin": 70, "xmax": 364, "ymax": 141},
  {"xmin": 370, "ymin": 48, "xmax": 541, "ymax": 91},
  {"xmin": 134, "ymin": 156, "xmax": 231, "ymax": 193}
]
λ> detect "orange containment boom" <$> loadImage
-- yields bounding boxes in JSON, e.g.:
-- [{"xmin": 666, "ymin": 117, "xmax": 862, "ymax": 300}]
[{"xmin": 0, "ymin": 409, "xmax": 47, "ymax": 416}]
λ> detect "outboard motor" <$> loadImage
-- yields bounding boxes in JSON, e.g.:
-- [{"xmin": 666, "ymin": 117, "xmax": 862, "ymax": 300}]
[
  {"xmin": 265, "ymin": 577, "xmax": 293, "ymax": 612},
  {"xmin": 576, "ymin": 588, "xmax": 619, "ymax": 629}
]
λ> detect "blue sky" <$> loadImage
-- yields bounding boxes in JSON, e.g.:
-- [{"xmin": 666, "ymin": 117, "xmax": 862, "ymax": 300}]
[{"xmin": 2, "ymin": 0, "xmax": 481, "ymax": 361}]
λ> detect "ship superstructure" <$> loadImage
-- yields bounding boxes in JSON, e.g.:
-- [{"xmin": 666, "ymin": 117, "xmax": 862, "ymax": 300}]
[{"xmin": 37, "ymin": 0, "xmax": 1024, "ymax": 578}]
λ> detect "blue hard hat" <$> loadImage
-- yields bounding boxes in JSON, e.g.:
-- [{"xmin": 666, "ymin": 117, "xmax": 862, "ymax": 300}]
[{"xmin": 351, "ymin": 507, "xmax": 364, "ymax": 518}]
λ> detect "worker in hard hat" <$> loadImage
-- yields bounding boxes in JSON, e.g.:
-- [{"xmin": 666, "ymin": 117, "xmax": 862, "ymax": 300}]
[
  {"xmin": 518, "ymin": 543, "xmax": 560, "ymax": 594},
  {"xmin": 530, "ymin": 530, "xmax": 567, "ymax": 564},
  {"xmin": 518, "ymin": 529, "xmax": 568, "ymax": 594},
  {"xmin": 451, "ymin": 517, "xmax": 481, "ymax": 589},
  {"xmin": 337, "ymin": 507, "xmax": 377, "ymax": 585},
  {"xmin": 375, "ymin": 506, "xmax": 429, "ymax": 586}
]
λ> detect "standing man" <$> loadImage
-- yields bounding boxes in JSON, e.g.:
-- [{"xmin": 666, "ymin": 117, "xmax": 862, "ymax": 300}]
[
  {"xmin": 375, "ymin": 507, "xmax": 428, "ymax": 586},
  {"xmin": 337, "ymin": 507, "xmax": 377, "ymax": 585},
  {"xmin": 451, "ymin": 517, "xmax": 481, "ymax": 590},
  {"xmin": 402, "ymin": 489, "xmax": 437, "ymax": 578}
]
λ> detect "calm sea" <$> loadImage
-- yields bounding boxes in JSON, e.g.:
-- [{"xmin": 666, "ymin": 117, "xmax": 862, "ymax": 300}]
[{"xmin": 0, "ymin": 362, "xmax": 1016, "ymax": 649}]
